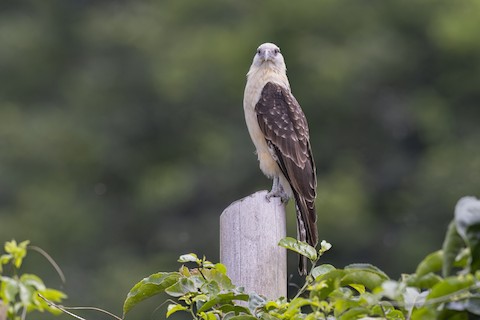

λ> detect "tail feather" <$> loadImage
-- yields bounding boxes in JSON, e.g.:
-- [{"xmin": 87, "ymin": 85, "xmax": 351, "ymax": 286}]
[{"xmin": 294, "ymin": 192, "xmax": 318, "ymax": 276}]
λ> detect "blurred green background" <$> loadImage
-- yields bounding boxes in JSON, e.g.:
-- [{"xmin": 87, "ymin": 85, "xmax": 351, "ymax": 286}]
[{"xmin": 1, "ymin": 0, "xmax": 479, "ymax": 318}]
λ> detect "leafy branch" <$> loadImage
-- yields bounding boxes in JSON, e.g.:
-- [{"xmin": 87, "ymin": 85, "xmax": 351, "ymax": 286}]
[
  {"xmin": 2, "ymin": 196, "xmax": 479, "ymax": 320},
  {"xmin": 0, "ymin": 240, "xmax": 67, "ymax": 320},
  {"xmin": 121, "ymin": 196, "xmax": 480, "ymax": 320}
]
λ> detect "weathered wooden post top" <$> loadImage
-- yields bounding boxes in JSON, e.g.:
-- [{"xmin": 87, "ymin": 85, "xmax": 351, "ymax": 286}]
[{"xmin": 220, "ymin": 190, "xmax": 287, "ymax": 299}]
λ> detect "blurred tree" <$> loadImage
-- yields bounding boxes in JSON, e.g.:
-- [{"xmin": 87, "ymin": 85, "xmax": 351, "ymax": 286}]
[{"xmin": 0, "ymin": 0, "xmax": 479, "ymax": 318}]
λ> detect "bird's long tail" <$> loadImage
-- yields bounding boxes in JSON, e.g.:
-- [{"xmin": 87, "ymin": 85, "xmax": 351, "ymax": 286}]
[{"xmin": 293, "ymin": 191, "xmax": 318, "ymax": 276}]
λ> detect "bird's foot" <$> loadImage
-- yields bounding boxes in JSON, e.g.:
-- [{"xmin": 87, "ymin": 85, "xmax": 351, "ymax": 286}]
[
  {"xmin": 266, "ymin": 188, "xmax": 289, "ymax": 203},
  {"xmin": 266, "ymin": 176, "xmax": 289, "ymax": 203}
]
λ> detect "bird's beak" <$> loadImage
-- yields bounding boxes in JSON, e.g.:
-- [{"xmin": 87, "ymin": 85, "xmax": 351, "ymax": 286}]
[{"xmin": 262, "ymin": 49, "xmax": 273, "ymax": 62}]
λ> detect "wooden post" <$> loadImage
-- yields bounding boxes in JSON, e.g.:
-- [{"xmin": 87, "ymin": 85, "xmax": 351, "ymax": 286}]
[
  {"xmin": 220, "ymin": 190, "xmax": 287, "ymax": 299},
  {"xmin": 0, "ymin": 301, "xmax": 6, "ymax": 320}
]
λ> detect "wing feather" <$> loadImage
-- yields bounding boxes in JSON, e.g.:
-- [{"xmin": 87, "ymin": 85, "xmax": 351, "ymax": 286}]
[{"xmin": 255, "ymin": 82, "xmax": 318, "ymax": 274}]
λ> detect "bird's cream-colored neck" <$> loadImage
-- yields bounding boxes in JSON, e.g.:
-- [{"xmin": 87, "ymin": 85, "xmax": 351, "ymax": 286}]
[{"xmin": 246, "ymin": 63, "xmax": 290, "ymax": 90}]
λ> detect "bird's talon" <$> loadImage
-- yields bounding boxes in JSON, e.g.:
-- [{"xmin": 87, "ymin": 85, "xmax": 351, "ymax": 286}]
[
  {"xmin": 266, "ymin": 190, "xmax": 289, "ymax": 203},
  {"xmin": 265, "ymin": 194, "xmax": 272, "ymax": 202}
]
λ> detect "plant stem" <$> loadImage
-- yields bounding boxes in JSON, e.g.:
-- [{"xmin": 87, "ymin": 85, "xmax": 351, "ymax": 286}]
[{"xmin": 293, "ymin": 257, "xmax": 319, "ymax": 299}]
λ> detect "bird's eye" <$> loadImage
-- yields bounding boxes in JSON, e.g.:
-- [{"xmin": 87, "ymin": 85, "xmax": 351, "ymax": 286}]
[
  {"xmin": 274, "ymin": 48, "xmax": 280, "ymax": 54},
  {"xmin": 257, "ymin": 49, "xmax": 261, "ymax": 55}
]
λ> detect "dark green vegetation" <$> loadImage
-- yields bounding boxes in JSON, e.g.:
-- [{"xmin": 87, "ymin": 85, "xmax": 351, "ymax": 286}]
[
  {"xmin": 1, "ymin": 0, "xmax": 479, "ymax": 319},
  {"xmin": 123, "ymin": 201, "xmax": 480, "ymax": 319},
  {"xmin": 1, "ymin": 199, "xmax": 479, "ymax": 319},
  {"xmin": 0, "ymin": 240, "xmax": 67, "ymax": 319}
]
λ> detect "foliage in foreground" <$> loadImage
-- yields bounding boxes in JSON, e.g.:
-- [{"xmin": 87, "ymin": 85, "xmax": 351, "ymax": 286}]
[
  {"xmin": 123, "ymin": 196, "xmax": 480, "ymax": 319},
  {"xmin": 0, "ymin": 240, "xmax": 67, "ymax": 320},
  {"xmin": 0, "ymin": 196, "xmax": 478, "ymax": 319}
]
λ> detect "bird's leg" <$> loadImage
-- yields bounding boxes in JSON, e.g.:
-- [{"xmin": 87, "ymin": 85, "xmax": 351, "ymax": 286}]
[{"xmin": 266, "ymin": 176, "xmax": 289, "ymax": 203}]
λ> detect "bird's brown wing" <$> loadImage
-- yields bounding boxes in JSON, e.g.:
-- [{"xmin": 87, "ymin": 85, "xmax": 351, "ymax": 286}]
[{"xmin": 255, "ymin": 81, "xmax": 318, "ymax": 275}]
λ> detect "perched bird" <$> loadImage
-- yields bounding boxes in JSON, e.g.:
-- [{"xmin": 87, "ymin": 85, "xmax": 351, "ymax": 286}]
[{"xmin": 243, "ymin": 42, "xmax": 318, "ymax": 275}]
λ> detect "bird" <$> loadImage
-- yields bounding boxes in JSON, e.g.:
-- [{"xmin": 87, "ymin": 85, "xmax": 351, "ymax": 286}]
[{"xmin": 243, "ymin": 42, "xmax": 318, "ymax": 275}]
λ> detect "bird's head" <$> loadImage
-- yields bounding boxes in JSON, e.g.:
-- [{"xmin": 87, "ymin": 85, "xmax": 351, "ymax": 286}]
[{"xmin": 251, "ymin": 43, "xmax": 286, "ymax": 72}]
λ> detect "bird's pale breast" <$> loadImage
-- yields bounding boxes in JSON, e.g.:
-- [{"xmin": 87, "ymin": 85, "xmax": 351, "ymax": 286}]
[{"xmin": 243, "ymin": 69, "xmax": 290, "ymax": 179}]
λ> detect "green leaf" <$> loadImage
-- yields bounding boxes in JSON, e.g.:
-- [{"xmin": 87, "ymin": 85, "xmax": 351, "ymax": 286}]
[
  {"xmin": 4, "ymin": 240, "xmax": 29, "ymax": 269},
  {"xmin": 198, "ymin": 292, "xmax": 248, "ymax": 313},
  {"xmin": 199, "ymin": 311, "xmax": 218, "ymax": 320},
  {"xmin": 123, "ymin": 272, "xmax": 180, "ymax": 316},
  {"xmin": 166, "ymin": 303, "xmax": 188, "ymax": 318},
  {"xmin": 19, "ymin": 240, "xmax": 30, "ymax": 248},
  {"xmin": 344, "ymin": 263, "xmax": 388, "ymax": 276},
  {"xmin": 342, "ymin": 264, "xmax": 389, "ymax": 291},
  {"xmin": 282, "ymin": 297, "xmax": 311, "ymax": 318},
  {"xmin": 4, "ymin": 240, "xmax": 16, "ymax": 253},
  {"xmin": 453, "ymin": 248, "xmax": 470, "ymax": 269},
  {"xmin": 0, "ymin": 276, "xmax": 19, "ymax": 302},
  {"xmin": 193, "ymin": 293, "xmax": 208, "ymax": 301},
  {"xmin": 264, "ymin": 301, "xmax": 280, "ymax": 311},
  {"xmin": 20, "ymin": 274, "xmax": 46, "ymax": 291},
  {"xmin": 312, "ymin": 264, "xmax": 336, "ymax": 279},
  {"xmin": 349, "ymin": 283, "xmax": 365, "ymax": 294},
  {"xmin": 38, "ymin": 288, "xmax": 67, "ymax": 302},
  {"xmin": 202, "ymin": 257, "xmax": 215, "ymax": 268},
  {"xmin": 228, "ymin": 316, "xmax": 257, "ymax": 320},
  {"xmin": 248, "ymin": 293, "xmax": 266, "ymax": 313},
  {"xmin": 427, "ymin": 275, "xmax": 474, "ymax": 301},
  {"xmin": 214, "ymin": 263, "xmax": 227, "ymax": 274},
  {"xmin": 165, "ymin": 277, "xmax": 198, "ymax": 297},
  {"xmin": 218, "ymin": 303, "xmax": 250, "ymax": 315},
  {"xmin": 0, "ymin": 254, "xmax": 12, "ymax": 266},
  {"xmin": 18, "ymin": 282, "xmax": 33, "ymax": 307},
  {"xmin": 278, "ymin": 237, "xmax": 317, "ymax": 261},
  {"xmin": 203, "ymin": 280, "xmax": 221, "ymax": 296},
  {"xmin": 33, "ymin": 290, "xmax": 65, "ymax": 315},
  {"xmin": 218, "ymin": 292, "xmax": 249, "ymax": 303},
  {"xmin": 332, "ymin": 293, "xmax": 360, "ymax": 317},
  {"xmin": 338, "ymin": 306, "xmax": 369, "ymax": 319},
  {"xmin": 201, "ymin": 268, "xmax": 235, "ymax": 290},
  {"xmin": 416, "ymin": 250, "xmax": 443, "ymax": 277},
  {"xmin": 407, "ymin": 272, "xmax": 442, "ymax": 289},
  {"xmin": 371, "ymin": 304, "xmax": 405, "ymax": 319},
  {"xmin": 411, "ymin": 306, "xmax": 437, "ymax": 320},
  {"xmin": 442, "ymin": 220, "xmax": 466, "ymax": 277},
  {"xmin": 196, "ymin": 295, "xmax": 219, "ymax": 313},
  {"xmin": 310, "ymin": 269, "xmax": 346, "ymax": 300},
  {"xmin": 178, "ymin": 253, "xmax": 200, "ymax": 263}
]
